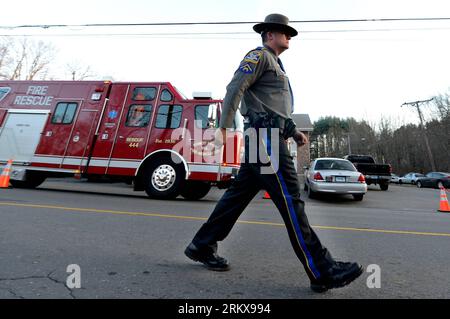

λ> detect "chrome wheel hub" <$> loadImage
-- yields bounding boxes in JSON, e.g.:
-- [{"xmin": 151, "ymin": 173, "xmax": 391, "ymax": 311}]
[{"xmin": 151, "ymin": 165, "xmax": 176, "ymax": 191}]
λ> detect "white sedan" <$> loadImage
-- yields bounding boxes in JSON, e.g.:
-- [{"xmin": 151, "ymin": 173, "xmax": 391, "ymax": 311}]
[
  {"xmin": 398, "ymin": 172, "xmax": 425, "ymax": 185},
  {"xmin": 304, "ymin": 158, "xmax": 368, "ymax": 201}
]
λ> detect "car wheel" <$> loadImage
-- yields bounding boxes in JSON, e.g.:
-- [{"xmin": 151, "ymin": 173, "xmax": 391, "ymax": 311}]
[
  {"xmin": 353, "ymin": 194, "xmax": 364, "ymax": 201},
  {"xmin": 411, "ymin": 180, "xmax": 416, "ymax": 185},
  {"xmin": 416, "ymin": 181, "xmax": 422, "ymax": 188},
  {"xmin": 10, "ymin": 171, "xmax": 46, "ymax": 189},
  {"xmin": 437, "ymin": 181, "xmax": 444, "ymax": 189},
  {"xmin": 307, "ymin": 185, "xmax": 317, "ymax": 199},
  {"xmin": 399, "ymin": 180, "xmax": 403, "ymax": 185},
  {"xmin": 380, "ymin": 183, "xmax": 389, "ymax": 191},
  {"xmin": 143, "ymin": 157, "xmax": 185, "ymax": 199}
]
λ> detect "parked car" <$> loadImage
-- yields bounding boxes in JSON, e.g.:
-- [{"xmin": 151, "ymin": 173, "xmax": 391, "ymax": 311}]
[
  {"xmin": 343, "ymin": 154, "xmax": 391, "ymax": 191},
  {"xmin": 398, "ymin": 172, "xmax": 425, "ymax": 185},
  {"xmin": 416, "ymin": 172, "xmax": 450, "ymax": 189},
  {"xmin": 390, "ymin": 174, "xmax": 400, "ymax": 184},
  {"xmin": 304, "ymin": 158, "xmax": 368, "ymax": 201}
]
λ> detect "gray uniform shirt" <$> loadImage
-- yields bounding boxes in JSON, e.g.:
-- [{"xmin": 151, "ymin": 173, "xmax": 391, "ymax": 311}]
[{"xmin": 219, "ymin": 45, "xmax": 294, "ymax": 129}]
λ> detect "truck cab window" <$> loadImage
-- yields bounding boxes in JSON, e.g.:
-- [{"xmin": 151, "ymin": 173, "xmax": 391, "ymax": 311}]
[
  {"xmin": 132, "ymin": 87, "xmax": 156, "ymax": 101},
  {"xmin": 195, "ymin": 105, "xmax": 211, "ymax": 129},
  {"xmin": 51, "ymin": 102, "xmax": 78, "ymax": 124},
  {"xmin": 160, "ymin": 89, "xmax": 173, "ymax": 102},
  {"xmin": 155, "ymin": 105, "xmax": 182, "ymax": 129},
  {"xmin": 126, "ymin": 104, "xmax": 152, "ymax": 127}
]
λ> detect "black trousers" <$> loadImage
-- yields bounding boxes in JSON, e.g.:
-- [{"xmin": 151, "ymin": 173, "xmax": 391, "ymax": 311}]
[{"xmin": 192, "ymin": 128, "xmax": 334, "ymax": 281}]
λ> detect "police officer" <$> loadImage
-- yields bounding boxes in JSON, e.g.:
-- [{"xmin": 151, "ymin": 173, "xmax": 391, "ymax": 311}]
[{"xmin": 185, "ymin": 14, "xmax": 363, "ymax": 293}]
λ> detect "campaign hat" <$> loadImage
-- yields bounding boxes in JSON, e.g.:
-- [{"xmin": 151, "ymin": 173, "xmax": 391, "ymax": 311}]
[{"xmin": 253, "ymin": 13, "xmax": 298, "ymax": 37}]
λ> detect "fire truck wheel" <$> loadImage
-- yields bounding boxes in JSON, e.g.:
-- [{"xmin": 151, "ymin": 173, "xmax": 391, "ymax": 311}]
[
  {"xmin": 144, "ymin": 159, "xmax": 185, "ymax": 199},
  {"xmin": 180, "ymin": 181, "xmax": 212, "ymax": 200},
  {"xmin": 10, "ymin": 171, "xmax": 46, "ymax": 189}
]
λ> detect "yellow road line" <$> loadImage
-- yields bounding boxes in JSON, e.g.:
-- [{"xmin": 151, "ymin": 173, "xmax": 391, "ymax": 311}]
[{"xmin": 1, "ymin": 201, "xmax": 450, "ymax": 238}]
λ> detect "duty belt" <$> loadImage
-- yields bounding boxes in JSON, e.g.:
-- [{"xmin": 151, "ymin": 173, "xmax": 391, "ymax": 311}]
[{"xmin": 243, "ymin": 112, "xmax": 283, "ymax": 129}]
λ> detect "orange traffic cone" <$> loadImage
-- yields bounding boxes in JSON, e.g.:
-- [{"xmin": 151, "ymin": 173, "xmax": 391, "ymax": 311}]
[
  {"xmin": 438, "ymin": 186, "xmax": 450, "ymax": 213},
  {"xmin": 263, "ymin": 191, "xmax": 271, "ymax": 199},
  {"xmin": 0, "ymin": 159, "xmax": 13, "ymax": 188}
]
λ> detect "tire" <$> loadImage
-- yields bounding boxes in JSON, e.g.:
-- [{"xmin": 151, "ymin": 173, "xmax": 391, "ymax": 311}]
[
  {"xmin": 180, "ymin": 181, "xmax": 212, "ymax": 200},
  {"xmin": 437, "ymin": 181, "xmax": 444, "ymax": 189},
  {"xmin": 143, "ymin": 157, "xmax": 185, "ymax": 200},
  {"xmin": 353, "ymin": 194, "xmax": 364, "ymax": 201},
  {"xmin": 10, "ymin": 171, "xmax": 46, "ymax": 189},
  {"xmin": 307, "ymin": 184, "xmax": 317, "ymax": 199},
  {"xmin": 380, "ymin": 183, "xmax": 389, "ymax": 191},
  {"xmin": 399, "ymin": 180, "xmax": 403, "ymax": 185},
  {"xmin": 416, "ymin": 181, "xmax": 422, "ymax": 188}
]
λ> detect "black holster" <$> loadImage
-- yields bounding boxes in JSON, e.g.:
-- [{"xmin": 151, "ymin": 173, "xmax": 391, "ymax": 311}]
[{"xmin": 246, "ymin": 110, "xmax": 296, "ymax": 139}]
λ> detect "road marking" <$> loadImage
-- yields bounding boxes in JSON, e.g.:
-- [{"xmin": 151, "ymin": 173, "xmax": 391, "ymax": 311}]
[{"xmin": 1, "ymin": 201, "xmax": 450, "ymax": 238}]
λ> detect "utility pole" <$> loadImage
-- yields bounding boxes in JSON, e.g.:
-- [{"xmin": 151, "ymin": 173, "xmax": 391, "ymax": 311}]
[{"xmin": 401, "ymin": 98, "xmax": 437, "ymax": 172}]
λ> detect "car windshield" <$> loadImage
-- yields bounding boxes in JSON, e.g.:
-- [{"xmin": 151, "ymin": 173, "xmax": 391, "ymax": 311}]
[{"xmin": 315, "ymin": 160, "xmax": 356, "ymax": 171}]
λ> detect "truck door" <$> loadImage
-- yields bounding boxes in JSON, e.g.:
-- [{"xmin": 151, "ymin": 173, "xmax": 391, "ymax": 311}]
[
  {"xmin": 36, "ymin": 99, "xmax": 84, "ymax": 168},
  {"xmin": 189, "ymin": 102, "xmax": 218, "ymax": 159},
  {"xmin": 146, "ymin": 86, "xmax": 186, "ymax": 157},
  {"xmin": 107, "ymin": 85, "xmax": 158, "ymax": 175},
  {"xmin": 61, "ymin": 101, "xmax": 100, "ymax": 170}
]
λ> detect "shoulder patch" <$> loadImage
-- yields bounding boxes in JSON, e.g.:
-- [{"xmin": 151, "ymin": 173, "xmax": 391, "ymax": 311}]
[
  {"xmin": 239, "ymin": 63, "xmax": 254, "ymax": 74},
  {"xmin": 244, "ymin": 50, "xmax": 263, "ymax": 64}
]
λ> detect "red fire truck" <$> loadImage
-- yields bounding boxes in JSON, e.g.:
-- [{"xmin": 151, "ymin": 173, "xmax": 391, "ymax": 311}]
[{"xmin": 0, "ymin": 81, "xmax": 243, "ymax": 200}]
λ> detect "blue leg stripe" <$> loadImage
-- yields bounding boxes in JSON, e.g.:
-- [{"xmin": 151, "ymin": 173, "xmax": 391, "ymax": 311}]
[
  {"xmin": 276, "ymin": 171, "xmax": 322, "ymax": 279},
  {"xmin": 263, "ymin": 130, "xmax": 321, "ymax": 279}
]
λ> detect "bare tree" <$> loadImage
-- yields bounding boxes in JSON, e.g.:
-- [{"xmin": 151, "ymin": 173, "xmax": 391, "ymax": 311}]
[
  {"xmin": 311, "ymin": 111, "xmax": 449, "ymax": 174},
  {"xmin": 0, "ymin": 38, "xmax": 13, "ymax": 78},
  {"xmin": 0, "ymin": 37, "xmax": 55, "ymax": 80},
  {"xmin": 66, "ymin": 61, "xmax": 97, "ymax": 80},
  {"xmin": 432, "ymin": 92, "xmax": 450, "ymax": 120}
]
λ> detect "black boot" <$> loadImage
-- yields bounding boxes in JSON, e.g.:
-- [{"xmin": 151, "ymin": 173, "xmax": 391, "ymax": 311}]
[
  {"xmin": 184, "ymin": 242, "xmax": 230, "ymax": 271},
  {"xmin": 310, "ymin": 262, "xmax": 364, "ymax": 293}
]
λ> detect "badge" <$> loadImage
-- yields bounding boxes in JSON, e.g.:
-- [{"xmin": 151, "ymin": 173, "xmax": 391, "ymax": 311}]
[{"xmin": 244, "ymin": 50, "xmax": 263, "ymax": 64}]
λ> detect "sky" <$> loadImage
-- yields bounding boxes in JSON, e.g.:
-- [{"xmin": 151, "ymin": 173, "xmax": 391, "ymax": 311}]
[{"xmin": 1, "ymin": 0, "xmax": 450, "ymax": 126}]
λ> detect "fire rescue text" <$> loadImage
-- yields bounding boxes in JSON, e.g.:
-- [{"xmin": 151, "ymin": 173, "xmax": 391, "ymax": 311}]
[{"xmin": 14, "ymin": 85, "xmax": 54, "ymax": 106}]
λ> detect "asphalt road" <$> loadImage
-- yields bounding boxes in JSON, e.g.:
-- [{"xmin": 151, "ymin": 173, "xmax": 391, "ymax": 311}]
[{"xmin": 0, "ymin": 178, "xmax": 449, "ymax": 299}]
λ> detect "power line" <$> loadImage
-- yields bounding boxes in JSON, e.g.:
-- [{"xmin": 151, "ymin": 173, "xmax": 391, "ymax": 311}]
[
  {"xmin": 1, "ymin": 26, "xmax": 450, "ymax": 40},
  {"xmin": 1, "ymin": 17, "xmax": 450, "ymax": 30}
]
